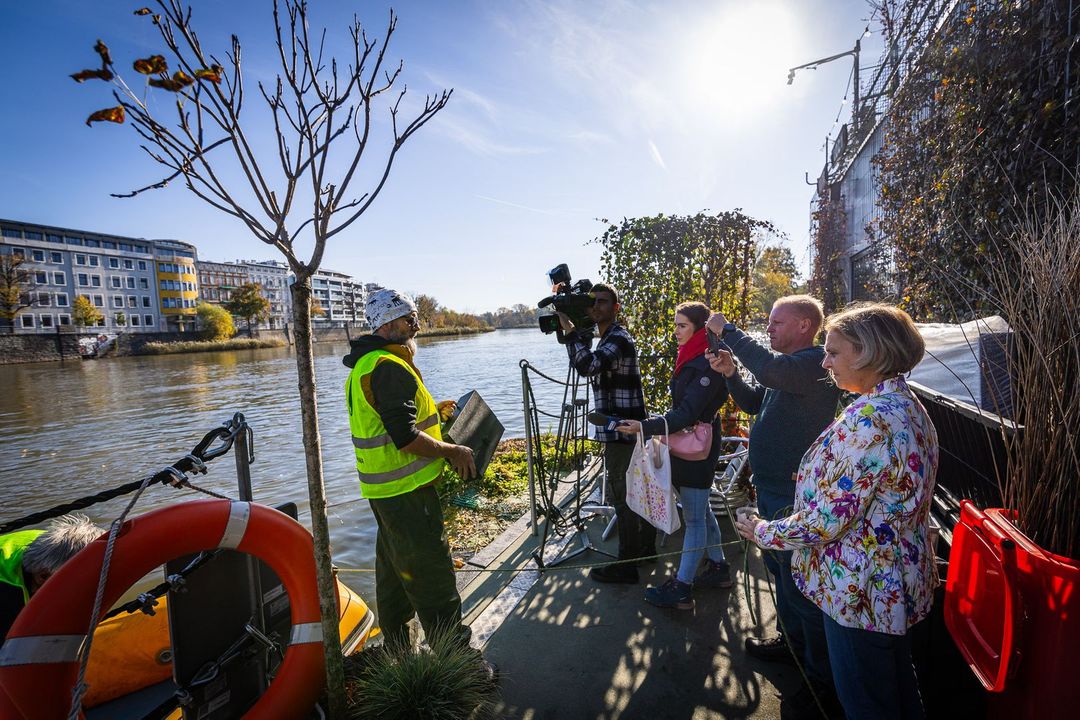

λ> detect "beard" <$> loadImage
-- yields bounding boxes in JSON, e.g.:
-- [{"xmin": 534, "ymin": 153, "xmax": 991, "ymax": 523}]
[{"xmin": 404, "ymin": 337, "xmax": 418, "ymax": 356}]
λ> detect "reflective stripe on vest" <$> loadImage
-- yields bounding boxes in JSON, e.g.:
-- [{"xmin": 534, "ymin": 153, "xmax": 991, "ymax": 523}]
[
  {"xmin": 0, "ymin": 530, "xmax": 43, "ymax": 605},
  {"xmin": 345, "ymin": 348, "xmax": 446, "ymax": 499}
]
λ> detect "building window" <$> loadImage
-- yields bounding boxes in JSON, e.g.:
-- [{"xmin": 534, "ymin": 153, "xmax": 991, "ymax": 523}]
[
  {"xmin": 112, "ymin": 296, "xmax": 123, "ymax": 308},
  {"xmin": 144, "ymin": 315, "xmax": 154, "ymax": 326},
  {"xmin": 1, "ymin": 227, "xmax": 21, "ymax": 239},
  {"xmin": 35, "ymin": 271, "xmax": 47, "ymax": 284},
  {"xmin": 9, "ymin": 246, "xmax": 25, "ymax": 259},
  {"xmin": 138, "ymin": 260, "xmax": 147, "ymax": 271},
  {"xmin": 89, "ymin": 256, "xmax": 99, "ymax": 267},
  {"xmin": 127, "ymin": 296, "xmax": 137, "ymax": 308},
  {"xmin": 75, "ymin": 254, "xmax": 87, "ymax": 265},
  {"xmin": 37, "ymin": 292, "xmax": 51, "ymax": 306},
  {"xmin": 139, "ymin": 278, "xmax": 148, "ymax": 289},
  {"xmin": 39, "ymin": 315, "xmax": 53, "ymax": 328},
  {"xmin": 111, "ymin": 277, "xmax": 122, "ymax": 289},
  {"xmin": 130, "ymin": 314, "xmax": 141, "ymax": 326},
  {"xmin": 93, "ymin": 295, "xmax": 104, "ymax": 307},
  {"xmin": 124, "ymin": 259, "xmax": 134, "ymax": 270},
  {"xmin": 53, "ymin": 272, "xmax": 65, "ymax": 285},
  {"xmin": 32, "ymin": 250, "xmax": 45, "ymax": 262},
  {"xmin": 120, "ymin": 243, "xmax": 133, "ymax": 252},
  {"xmin": 50, "ymin": 252, "xmax": 62, "ymax": 264},
  {"xmin": 85, "ymin": 239, "xmax": 100, "ymax": 248},
  {"xmin": 102, "ymin": 241, "xmax": 116, "ymax": 250},
  {"xmin": 77, "ymin": 273, "xmax": 89, "ymax": 286},
  {"xmin": 55, "ymin": 293, "xmax": 69, "ymax": 307},
  {"xmin": 109, "ymin": 258, "xmax": 120, "ymax": 269},
  {"xmin": 126, "ymin": 277, "xmax": 136, "ymax": 289},
  {"xmin": 25, "ymin": 231, "xmax": 43, "ymax": 240},
  {"xmin": 91, "ymin": 275, "xmax": 102, "ymax": 288},
  {"xmin": 57, "ymin": 314, "xmax": 71, "ymax": 326},
  {"xmin": 20, "ymin": 315, "xmax": 34, "ymax": 328},
  {"xmin": 142, "ymin": 296, "xmax": 151, "ymax": 308}
]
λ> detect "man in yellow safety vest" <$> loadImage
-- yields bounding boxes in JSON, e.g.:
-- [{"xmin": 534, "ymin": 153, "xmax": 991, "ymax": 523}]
[
  {"xmin": 1, "ymin": 514, "xmax": 102, "ymax": 647},
  {"xmin": 344, "ymin": 288, "xmax": 480, "ymax": 657}
]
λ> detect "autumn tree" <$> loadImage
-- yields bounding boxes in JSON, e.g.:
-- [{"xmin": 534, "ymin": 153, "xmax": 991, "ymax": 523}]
[
  {"xmin": 751, "ymin": 245, "xmax": 800, "ymax": 321},
  {"xmin": 0, "ymin": 253, "xmax": 39, "ymax": 334},
  {"xmin": 72, "ymin": 295, "xmax": 105, "ymax": 328},
  {"xmin": 72, "ymin": 1, "xmax": 451, "ymax": 711},
  {"xmin": 224, "ymin": 282, "xmax": 270, "ymax": 337},
  {"xmin": 309, "ymin": 296, "xmax": 326, "ymax": 318},
  {"xmin": 414, "ymin": 293, "xmax": 439, "ymax": 327},
  {"xmin": 196, "ymin": 301, "xmax": 234, "ymax": 340}
]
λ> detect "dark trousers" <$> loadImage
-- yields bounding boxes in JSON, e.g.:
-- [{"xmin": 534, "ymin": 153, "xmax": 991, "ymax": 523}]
[
  {"xmin": 605, "ymin": 441, "xmax": 656, "ymax": 561},
  {"xmin": 823, "ymin": 613, "xmax": 925, "ymax": 720},
  {"xmin": 757, "ymin": 485, "xmax": 833, "ymax": 691},
  {"xmin": 369, "ymin": 485, "xmax": 470, "ymax": 650}
]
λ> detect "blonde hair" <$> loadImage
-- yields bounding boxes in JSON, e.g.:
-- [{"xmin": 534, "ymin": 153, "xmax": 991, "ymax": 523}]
[
  {"xmin": 773, "ymin": 294, "xmax": 825, "ymax": 334},
  {"xmin": 824, "ymin": 302, "xmax": 925, "ymax": 377},
  {"xmin": 675, "ymin": 301, "xmax": 710, "ymax": 331}
]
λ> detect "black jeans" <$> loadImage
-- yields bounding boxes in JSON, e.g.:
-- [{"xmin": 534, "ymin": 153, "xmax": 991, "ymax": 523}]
[
  {"xmin": 369, "ymin": 485, "xmax": 470, "ymax": 650},
  {"xmin": 605, "ymin": 440, "xmax": 656, "ymax": 561}
]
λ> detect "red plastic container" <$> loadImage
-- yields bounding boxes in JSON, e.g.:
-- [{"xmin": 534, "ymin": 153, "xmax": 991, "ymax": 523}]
[{"xmin": 944, "ymin": 500, "xmax": 1080, "ymax": 717}]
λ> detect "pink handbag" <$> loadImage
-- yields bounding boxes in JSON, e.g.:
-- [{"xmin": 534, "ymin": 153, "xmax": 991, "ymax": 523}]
[{"xmin": 661, "ymin": 421, "xmax": 713, "ymax": 461}]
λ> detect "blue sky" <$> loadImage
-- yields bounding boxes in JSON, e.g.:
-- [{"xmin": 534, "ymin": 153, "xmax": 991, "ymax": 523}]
[{"xmin": 0, "ymin": 0, "xmax": 879, "ymax": 313}]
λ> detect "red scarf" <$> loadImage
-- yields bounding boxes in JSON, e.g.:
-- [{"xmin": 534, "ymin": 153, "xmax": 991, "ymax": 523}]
[{"xmin": 675, "ymin": 327, "xmax": 709, "ymax": 376}]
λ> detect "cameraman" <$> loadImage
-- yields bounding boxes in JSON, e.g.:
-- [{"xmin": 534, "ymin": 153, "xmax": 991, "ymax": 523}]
[{"xmin": 557, "ymin": 283, "xmax": 652, "ymax": 584}]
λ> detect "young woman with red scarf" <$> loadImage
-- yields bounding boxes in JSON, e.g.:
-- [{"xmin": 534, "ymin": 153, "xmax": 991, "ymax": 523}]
[{"xmin": 617, "ymin": 301, "xmax": 731, "ymax": 609}]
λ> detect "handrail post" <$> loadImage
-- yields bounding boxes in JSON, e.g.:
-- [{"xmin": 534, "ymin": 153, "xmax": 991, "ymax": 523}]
[{"xmin": 521, "ymin": 360, "xmax": 538, "ymax": 536}]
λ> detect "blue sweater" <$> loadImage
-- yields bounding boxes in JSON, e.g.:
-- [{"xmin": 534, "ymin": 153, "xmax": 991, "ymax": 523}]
[{"xmin": 724, "ymin": 329, "xmax": 841, "ymax": 498}]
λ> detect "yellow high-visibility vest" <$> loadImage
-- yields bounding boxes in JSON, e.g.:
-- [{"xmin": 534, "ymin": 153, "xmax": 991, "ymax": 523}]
[{"xmin": 345, "ymin": 349, "xmax": 445, "ymax": 499}]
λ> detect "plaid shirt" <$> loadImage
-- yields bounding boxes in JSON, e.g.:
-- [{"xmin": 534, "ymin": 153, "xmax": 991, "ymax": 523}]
[{"xmin": 565, "ymin": 322, "xmax": 646, "ymax": 442}]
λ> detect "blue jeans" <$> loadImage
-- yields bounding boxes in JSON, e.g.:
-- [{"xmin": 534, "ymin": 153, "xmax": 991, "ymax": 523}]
[
  {"xmin": 822, "ymin": 613, "xmax": 925, "ymax": 720},
  {"xmin": 757, "ymin": 486, "xmax": 833, "ymax": 690},
  {"xmin": 676, "ymin": 486, "xmax": 726, "ymax": 584}
]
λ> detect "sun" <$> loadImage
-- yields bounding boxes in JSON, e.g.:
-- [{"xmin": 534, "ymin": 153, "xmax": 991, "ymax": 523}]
[{"xmin": 678, "ymin": 1, "xmax": 802, "ymax": 125}]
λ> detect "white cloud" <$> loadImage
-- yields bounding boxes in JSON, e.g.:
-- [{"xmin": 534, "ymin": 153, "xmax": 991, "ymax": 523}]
[{"xmin": 648, "ymin": 140, "xmax": 667, "ymax": 170}]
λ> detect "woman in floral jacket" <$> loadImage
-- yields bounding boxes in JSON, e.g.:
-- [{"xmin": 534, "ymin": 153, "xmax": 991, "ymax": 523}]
[{"xmin": 735, "ymin": 303, "xmax": 938, "ymax": 720}]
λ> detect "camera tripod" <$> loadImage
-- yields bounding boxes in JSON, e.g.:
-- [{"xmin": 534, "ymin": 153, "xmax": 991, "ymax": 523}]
[{"xmin": 520, "ymin": 360, "xmax": 616, "ymax": 569}]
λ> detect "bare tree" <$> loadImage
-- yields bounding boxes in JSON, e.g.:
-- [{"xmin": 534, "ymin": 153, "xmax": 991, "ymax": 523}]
[
  {"xmin": 73, "ymin": 1, "xmax": 451, "ymax": 713},
  {"xmin": 0, "ymin": 254, "xmax": 39, "ymax": 334}
]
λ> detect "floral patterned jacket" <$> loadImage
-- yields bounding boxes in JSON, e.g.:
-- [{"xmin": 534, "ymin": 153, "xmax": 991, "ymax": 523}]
[{"xmin": 754, "ymin": 376, "xmax": 939, "ymax": 634}]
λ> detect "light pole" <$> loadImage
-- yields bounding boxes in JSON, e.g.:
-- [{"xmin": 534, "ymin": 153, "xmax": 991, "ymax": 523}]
[{"xmin": 788, "ymin": 38, "xmax": 863, "ymax": 134}]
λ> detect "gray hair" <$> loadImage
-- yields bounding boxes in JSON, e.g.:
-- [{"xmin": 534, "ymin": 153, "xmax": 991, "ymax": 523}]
[
  {"xmin": 22, "ymin": 514, "xmax": 102, "ymax": 576},
  {"xmin": 773, "ymin": 294, "xmax": 826, "ymax": 334},
  {"xmin": 824, "ymin": 302, "xmax": 925, "ymax": 377}
]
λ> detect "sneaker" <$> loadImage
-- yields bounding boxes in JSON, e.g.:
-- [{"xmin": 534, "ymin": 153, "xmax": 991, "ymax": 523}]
[
  {"xmin": 744, "ymin": 633, "xmax": 796, "ymax": 664},
  {"xmin": 694, "ymin": 559, "xmax": 734, "ymax": 588},
  {"xmin": 644, "ymin": 577, "xmax": 694, "ymax": 609},
  {"xmin": 589, "ymin": 563, "xmax": 639, "ymax": 584}
]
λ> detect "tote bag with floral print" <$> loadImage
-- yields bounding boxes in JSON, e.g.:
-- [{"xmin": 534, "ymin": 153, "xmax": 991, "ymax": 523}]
[{"xmin": 626, "ymin": 428, "xmax": 680, "ymax": 534}]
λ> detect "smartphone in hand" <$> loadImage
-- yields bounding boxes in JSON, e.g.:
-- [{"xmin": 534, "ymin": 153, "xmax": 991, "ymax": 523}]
[{"xmin": 706, "ymin": 330, "xmax": 728, "ymax": 354}]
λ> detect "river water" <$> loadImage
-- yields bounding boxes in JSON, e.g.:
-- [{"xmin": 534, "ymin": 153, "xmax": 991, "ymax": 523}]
[{"xmin": 0, "ymin": 328, "xmax": 576, "ymax": 601}]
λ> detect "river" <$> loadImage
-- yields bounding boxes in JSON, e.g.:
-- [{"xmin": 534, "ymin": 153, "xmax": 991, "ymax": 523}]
[{"xmin": 0, "ymin": 328, "xmax": 578, "ymax": 602}]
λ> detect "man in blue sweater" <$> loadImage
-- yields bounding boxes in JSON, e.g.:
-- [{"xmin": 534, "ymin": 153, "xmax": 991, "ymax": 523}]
[{"xmin": 707, "ymin": 296, "xmax": 841, "ymax": 715}]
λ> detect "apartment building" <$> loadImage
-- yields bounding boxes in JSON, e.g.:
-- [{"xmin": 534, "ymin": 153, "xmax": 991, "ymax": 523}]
[
  {"xmin": 309, "ymin": 268, "xmax": 366, "ymax": 327},
  {"xmin": 241, "ymin": 259, "xmax": 292, "ymax": 330},
  {"xmin": 153, "ymin": 239, "xmax": 199, "ymax": 332},
  {"xmin": 0, "ymin": 219, "xmax": 160, "ymax": 333}
]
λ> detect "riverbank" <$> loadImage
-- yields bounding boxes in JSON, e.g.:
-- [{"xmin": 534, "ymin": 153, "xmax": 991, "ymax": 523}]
[
  {"xmin": 139, "ymin": 337, "xmax": 288, "ymax": 355},
  {"xmin": 417, "ymin": 326, "xmax": 496, "ymax": 338}
]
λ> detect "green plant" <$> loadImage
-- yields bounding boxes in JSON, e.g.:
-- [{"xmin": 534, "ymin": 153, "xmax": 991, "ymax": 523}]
[
  {"xmin": 809, "ymin": 191, "xmax": 847, "ymax": 314},
  {"xmin": 344, "ymin": 632, "xmax": 498, "ymax": 720},
  {"xmin": 224, "ymin": 282, "xmax": 270, "ymax": 337},
  {"xmin": 872, "ymin": 0, "xmax": 1080, "ymax": 321},
  {"xmin": 72, "ymin": 295, "xmax": 104, "ymax": 328},
  {"xmin": 437, "ymin": 435, "xmax": 584, "ymax": 504},
  {"xmin": 594, "ymin": 211, "xmax": 777, "ymax": 409},
  {"xmin": 196, "ymin": 301, "xmax": 234, "ymax": 340}
]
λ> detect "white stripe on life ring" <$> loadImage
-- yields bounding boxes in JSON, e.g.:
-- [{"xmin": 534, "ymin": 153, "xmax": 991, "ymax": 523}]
[
  {"xmin": 290, "ymin": 622, "xmax": 324, "ymax": 645},
  {"xmin": 218, "ymin": 501, "xmax": 251, "ymax": 549},
  {"xmin": 0, "ymin": 634, "xmax": 86, "ymax": 667}
]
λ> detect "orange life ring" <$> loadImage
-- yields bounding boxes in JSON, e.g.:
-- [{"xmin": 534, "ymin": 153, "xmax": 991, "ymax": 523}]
[{"xmin": 0, "ymin": 499, "xmax": 326, "ymax": 719}]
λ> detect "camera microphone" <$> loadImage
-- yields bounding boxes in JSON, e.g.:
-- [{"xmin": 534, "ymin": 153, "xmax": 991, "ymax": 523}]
[{"xmin": 587, "ymin": 411, "xmax": 623, "ymax": 432}]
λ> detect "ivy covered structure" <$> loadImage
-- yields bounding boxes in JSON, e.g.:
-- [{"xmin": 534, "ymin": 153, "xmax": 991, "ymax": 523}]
[{"xmin": 810, "ymin": 0, "xmax": 1079, "ymax": 320}]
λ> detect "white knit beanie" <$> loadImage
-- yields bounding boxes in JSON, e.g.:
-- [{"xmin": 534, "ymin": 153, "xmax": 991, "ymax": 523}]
[{"xmin": 365, "ymin": 288, "xmax": 417, "ymax": 330}]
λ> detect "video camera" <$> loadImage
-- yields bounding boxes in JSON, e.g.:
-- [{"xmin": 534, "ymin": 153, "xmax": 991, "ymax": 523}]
[{"xmin": 537, "ymin": 263, "xmax": 597, "ymax": 343}]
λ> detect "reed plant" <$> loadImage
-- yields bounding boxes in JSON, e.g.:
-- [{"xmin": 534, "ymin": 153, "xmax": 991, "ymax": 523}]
[
  {"xmin": 976, "ymin": 191, "xmax": 1080, "ymax": 559},
  {"xmin": 139, "ymin": 337, "xmax": 287, "ymax": 355},
  {"xmin": 344, "ymin": 631, "xmax": 499, "ymax": 720}
]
